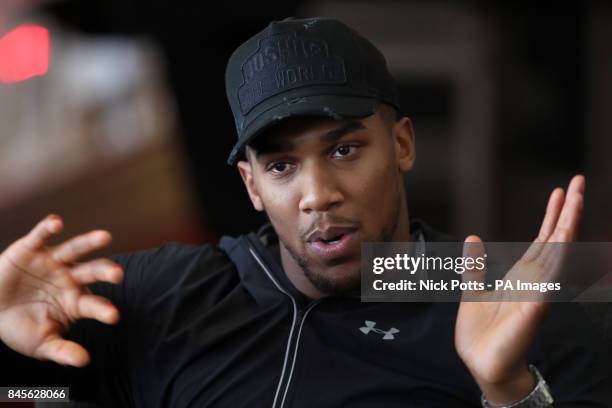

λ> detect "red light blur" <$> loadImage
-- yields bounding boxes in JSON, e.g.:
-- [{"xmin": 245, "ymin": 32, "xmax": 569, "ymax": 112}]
[{"xmin": 0, "ymin": 24, "xmax": 50, "ymax": 84}]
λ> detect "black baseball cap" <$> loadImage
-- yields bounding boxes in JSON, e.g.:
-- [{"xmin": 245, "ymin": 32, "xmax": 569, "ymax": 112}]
[{"xmin": 225, "ymin": 17, "xmax": 401, "ymax": 165}]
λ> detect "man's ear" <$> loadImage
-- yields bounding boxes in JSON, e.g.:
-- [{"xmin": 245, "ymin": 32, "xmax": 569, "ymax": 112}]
[
  {"xmin": 237, "ymin": 159, "xmax": 264, "ymax": 212},
  {"xmin": 393, "ymin": 117, "xmax": 416, "ymax": 172}
]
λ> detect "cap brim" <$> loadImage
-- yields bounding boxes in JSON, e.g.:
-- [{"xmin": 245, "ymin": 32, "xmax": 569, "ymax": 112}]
[{"xmin": 226, "ymin": 95, "xmax": 380, "ymax": 165}]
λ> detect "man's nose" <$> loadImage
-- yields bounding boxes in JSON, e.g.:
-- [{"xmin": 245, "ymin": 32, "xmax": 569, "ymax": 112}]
[{"xmin": 298, "ymin": 164, "xmax": 344, "ymax": 213}]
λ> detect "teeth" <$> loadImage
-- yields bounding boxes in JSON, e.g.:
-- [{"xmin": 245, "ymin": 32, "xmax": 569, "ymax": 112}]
[{"xmin": 323, "ymin": 235, "xmax": 343, "ymax": 244}]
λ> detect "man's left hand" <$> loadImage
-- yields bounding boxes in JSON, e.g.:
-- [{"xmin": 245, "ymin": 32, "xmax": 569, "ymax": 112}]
[{"xmin": 455, "ymin": 175, "xmax": 585, "ymax": 405}]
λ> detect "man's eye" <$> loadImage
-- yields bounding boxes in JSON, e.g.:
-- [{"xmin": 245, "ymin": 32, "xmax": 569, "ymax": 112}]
[
  {"xmin": 268, "ymin": 162, "xmax": 291, "ymax": 173},
  {"xmin": 332, "ymin": 144, "xmax": 358, "ymax": 158}
]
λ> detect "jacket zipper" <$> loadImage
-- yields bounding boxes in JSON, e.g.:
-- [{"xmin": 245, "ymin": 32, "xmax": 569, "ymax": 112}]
[
  {"xmin": 248, "ymin": 246, "xmax": 321, "ymax": 408},
  {"xmin": 278, "ymin": 300, "xmax": 320, "ymax": 408}
]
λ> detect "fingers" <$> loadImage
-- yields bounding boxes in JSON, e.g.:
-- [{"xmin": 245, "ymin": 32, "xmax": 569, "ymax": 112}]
[
  {"xmin": 76, "ymin": 294, "xmax": 120, "ymax": 325},
  {"xmin": 523, "ymin": 188, "xmax": 563, "ymax": 262},
  {"xmin": 69, "ymin": 259, "xmax": 123, "ymax": 286},
  {"xmin": 520, "ymin": 175, "xmax": 584, "ymax": 287},
  {"xmin": 36, "ymin": 334, "xmax": 90, "ymax": 367},
  {"xmin": 536, "ymin": 188, "xmax": 565, "ymax": 242},
  {"xmin": 21, "ymin": 214, "xmax": 64, "ymax": 251},
  {"xmin": 51, "ymin": 230, "xmax": 113, "ymax": 264},
  {"xmin": 524, "ymin": 175, "xmax": 585, "ymax": 262},
  {"xmin": 548, "ymin": 175, "xmax": 585, "ymax": 242},
  {"xmin": 566, "ymin": 173, "xmax": 586, "ymax": 196}
]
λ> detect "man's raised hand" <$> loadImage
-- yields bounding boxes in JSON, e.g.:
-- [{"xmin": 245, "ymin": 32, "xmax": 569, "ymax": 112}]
[
  {"xmin": 0, "ymin": 214, "xmax": 123, "ymax": 367},
  {"xmin": 455, "ymin": 175, "xmax": 585, "ymax": 405}
]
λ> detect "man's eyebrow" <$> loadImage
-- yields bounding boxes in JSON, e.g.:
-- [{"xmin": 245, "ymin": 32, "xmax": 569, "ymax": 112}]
[
  {"xmin": 322, "ymin": 120, "xmax": 366, "ymax": 144},
  {"xmin": 254, "ymin": 120, "xmax": 366, "ymax": 158}
]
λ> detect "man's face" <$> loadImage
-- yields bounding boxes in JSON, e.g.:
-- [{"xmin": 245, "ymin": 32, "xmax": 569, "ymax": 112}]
[{"xmin": 238, "ymin": 107, "xmax": 415, "ymax": 296}]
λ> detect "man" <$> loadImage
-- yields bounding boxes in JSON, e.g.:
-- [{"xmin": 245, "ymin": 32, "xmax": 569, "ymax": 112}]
[{"xmin": 0, "ymin": 17, "xmax": 609, "ymax": 407}]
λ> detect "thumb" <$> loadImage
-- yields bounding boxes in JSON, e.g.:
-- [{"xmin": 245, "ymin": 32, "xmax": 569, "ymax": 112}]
[{"xmin": 461, "ymin": 235, "xmax": 487, "ymax": 300}]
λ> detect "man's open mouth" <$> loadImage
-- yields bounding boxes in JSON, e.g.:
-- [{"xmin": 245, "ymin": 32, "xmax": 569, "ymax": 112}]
[
  {"xmin": 306, "ymin": 227, "xmax": 358, "ymax": 260},
  {"xmin": 319, "ymin": 234, "xmax": 344, "ymax": 245}
]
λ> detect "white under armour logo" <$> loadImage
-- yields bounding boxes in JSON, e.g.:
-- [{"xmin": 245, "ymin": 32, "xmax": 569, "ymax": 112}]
[{"xmin": 359, "ymin": 320, "xmax": 400, "ymax": 340}]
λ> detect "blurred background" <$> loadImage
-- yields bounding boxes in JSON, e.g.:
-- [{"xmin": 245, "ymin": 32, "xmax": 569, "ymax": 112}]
[{"xmin": 1, "ymin": 0, "xmax": 611, "ymax": 261}]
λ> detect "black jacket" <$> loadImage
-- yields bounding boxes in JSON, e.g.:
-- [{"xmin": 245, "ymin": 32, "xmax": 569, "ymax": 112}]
[{"xmin": 2, "ymin": 220, "xmax": 610, "ymax": 407}]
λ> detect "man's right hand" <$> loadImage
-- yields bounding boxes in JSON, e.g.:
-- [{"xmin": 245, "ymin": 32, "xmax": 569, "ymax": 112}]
[{"xmin": 0, "ymin": 214, "xmax": 123, "ymax": 367}]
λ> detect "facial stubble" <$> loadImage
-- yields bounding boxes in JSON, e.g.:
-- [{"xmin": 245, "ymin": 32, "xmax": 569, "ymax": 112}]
[{"xmin": 278, "ymin": 185, "xmax": 402, "ymax": 297}]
